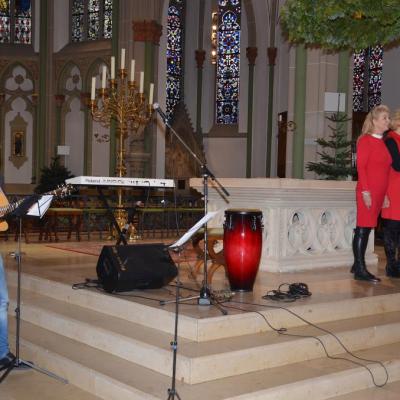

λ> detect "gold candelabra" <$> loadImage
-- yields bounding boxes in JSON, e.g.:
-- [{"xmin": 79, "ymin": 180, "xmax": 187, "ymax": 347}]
[{"xmin": 89, "ymin": 61, "xmax": 153, "ymax": 232}]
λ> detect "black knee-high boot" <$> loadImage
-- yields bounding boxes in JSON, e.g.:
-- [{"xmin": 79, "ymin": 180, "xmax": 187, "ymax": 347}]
[
  {"xmin": 352, "ymin": 227, "xmax": 381, "ymax": 283},
  {"xmin": 384, "ymin": 220, "xmax": 400, "ymax": 278}
]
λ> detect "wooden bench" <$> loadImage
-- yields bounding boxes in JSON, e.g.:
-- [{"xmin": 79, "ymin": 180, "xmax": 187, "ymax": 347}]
[{"xmin": 39, "ymin": 208, "xmax": 83, "ymax": 242}]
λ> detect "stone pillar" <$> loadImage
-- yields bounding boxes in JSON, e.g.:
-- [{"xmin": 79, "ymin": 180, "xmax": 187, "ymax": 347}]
[
  {"xmin": 37, "ymin": 0, "xmax": 49, "ymax": 179},
  {"xmin": 246, "ymin": 47, "xmax": 257, "ymax": 178},
  {"xmin": 132, "ymin": 20, "xmax": 162, "ymax": 177},
  {"xmin": 195, "ymin": 50, "xmax": 206, "ymax": 136},
  {"xmin": 80, "ymin": 92, "xmax": 91, "ymax": 175},
  {"xmin": 265, "ymin": 0, "xmax": 278, "ymax": 177},
  {"xmin": 0, "ymin": 93, "xmax": 5, "ymax": 175},
  {"xmin": 292, "ymin": 45, "xmax": 307, "ymax": 179},
  {"xmin": 337, "ymin": 49, "xmax": 351, "ymax": 135},
  {"xmin": 54, "ymin": 94, "xmax": 65, "ymax": 149},
  {"xmin": 31, "ymin": 93, "xmax": 39, "ymax": 182}
]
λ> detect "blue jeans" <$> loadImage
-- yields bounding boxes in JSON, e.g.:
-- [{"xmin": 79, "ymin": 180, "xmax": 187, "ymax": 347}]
[{"xmin": 0, "ymin": 256, "xmax": 10, "ymax": 358}]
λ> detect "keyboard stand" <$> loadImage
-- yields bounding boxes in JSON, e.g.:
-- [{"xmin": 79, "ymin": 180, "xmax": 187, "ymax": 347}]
[{"xmin": 97, "ymin": 186, "xmax": 127, "ymax": 245}]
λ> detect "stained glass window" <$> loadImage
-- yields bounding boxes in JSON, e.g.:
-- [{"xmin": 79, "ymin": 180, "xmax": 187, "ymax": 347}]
[
  {"xmin": 216, "ymin": 0, "xmax": 241, "ymax": 125},
  {"xmin": 352, "ymin": 46, "xmax": 383, "ymax": 112},
  {"xmin": 352, "ymin": 49, "xmax": 366, "ymax": 112},
  {"xmin": 0, "ymin": 0, "xmax": 31, "ymax": 44},
  {"xmin": 71, "ymin": 0, "xmax": 112, "ymax": 42},
  {"xmin": 166, "ymin": 0, "xmax": 185, "ymax": 122},
  {"xmin": 367, "ymin": 45, "xmax": 383, "ymax": 111}
]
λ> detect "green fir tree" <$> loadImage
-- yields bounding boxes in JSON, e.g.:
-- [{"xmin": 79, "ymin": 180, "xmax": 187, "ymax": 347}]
[
  {"xmin": 35, "ymin": 156, "xmax": 74, "ymax": 194},
  {"xmin": 307, "ymin": 113, "xmax": 356, "ymax": 180}
]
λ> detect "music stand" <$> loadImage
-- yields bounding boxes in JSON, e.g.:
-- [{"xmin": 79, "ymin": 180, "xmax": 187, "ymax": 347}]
[{"xmin": 1, "ymin": 195, "xmax": 67, "ymax": 384}]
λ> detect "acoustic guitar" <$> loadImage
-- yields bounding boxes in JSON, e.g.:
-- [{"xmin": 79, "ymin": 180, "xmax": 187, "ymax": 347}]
[{"xmin": 0, "ymin": 184, "xmax": 74, "ymax": 232}]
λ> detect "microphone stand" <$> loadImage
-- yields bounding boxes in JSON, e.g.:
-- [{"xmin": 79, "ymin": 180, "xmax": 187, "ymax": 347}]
[
  {"xmin": 1, "ymin": 195, "xmax": 67, "ymax": 384},
  {"xmin": 153, "ymin": 104, "xmax": 230, "ymax": 306}
]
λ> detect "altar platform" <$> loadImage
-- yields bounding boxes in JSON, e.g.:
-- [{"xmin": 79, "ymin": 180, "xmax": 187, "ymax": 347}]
[{"xmin": 2, "ymin": 239, "xmax": 400, "ymax": 399}]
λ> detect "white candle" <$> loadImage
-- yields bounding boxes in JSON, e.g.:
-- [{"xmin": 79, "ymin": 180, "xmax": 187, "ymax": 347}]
[
  {"xmin": 91, "ymin": 77, "xmax": 96, "ymax": 100},
  {"xmin": 130, "ymin": 59, "xmax": 135, "ymax": 81},
  {"xmin": 111, "ymin": 56, "xmax": 115, "ymax": 79},
  {"xmin": 121, "ymin": 48, "xmax": 125, "ymax": 70},
  {"xmin": 101, "ymin": 66, "xmax": 106, "ymax": 88},
  {"xmin": 149, "ymin": 83, "xmax": 154, "ymax": 104},
  {"xmin": 139, "ymin": 71, "xmax": 144, "ymax": 93}
]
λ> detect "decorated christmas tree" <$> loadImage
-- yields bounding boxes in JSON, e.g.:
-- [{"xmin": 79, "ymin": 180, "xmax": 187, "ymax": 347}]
[{"xmin": 307, "ymin": 113, "xmax": 355, "ymax": 180}]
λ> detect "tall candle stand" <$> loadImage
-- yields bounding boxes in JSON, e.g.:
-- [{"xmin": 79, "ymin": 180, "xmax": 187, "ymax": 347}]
[{"xmin": 89, "ymin": 67, "xmax": 153, "ymax": 231}]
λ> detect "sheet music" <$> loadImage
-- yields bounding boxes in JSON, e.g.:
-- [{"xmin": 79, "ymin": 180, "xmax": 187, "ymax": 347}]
[
  {"xmin": 169, "ymin": 211, "xmax": 219, "ymax": 249},
  {"xmin": 27, "ymin": 195, "xmax": 53, "ymax": 218}
]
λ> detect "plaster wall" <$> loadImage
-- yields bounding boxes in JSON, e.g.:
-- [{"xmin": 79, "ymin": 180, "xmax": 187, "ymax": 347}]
[
  {"xmin": 53, "ymin": 0, "xmax": 69, "ymax": 52},
  {"xmin": 382, "ymin": 45, "xmax": 400, "ymax": 111}
]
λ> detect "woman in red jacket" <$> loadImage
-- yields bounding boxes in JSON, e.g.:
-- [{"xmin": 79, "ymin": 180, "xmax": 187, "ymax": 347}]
[
  {"xmin": 353, "ymin": 104, "xmax": 391, "ymax": 282},
  {"xmin": 381, "ymin": 110, "xmax": 400, "ymax": 277}
]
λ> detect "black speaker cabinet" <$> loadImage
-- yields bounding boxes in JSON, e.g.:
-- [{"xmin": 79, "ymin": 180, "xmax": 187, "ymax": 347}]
[{"xmin": 96, "ymin": 243, "xmax": 177, "ymax": 293}]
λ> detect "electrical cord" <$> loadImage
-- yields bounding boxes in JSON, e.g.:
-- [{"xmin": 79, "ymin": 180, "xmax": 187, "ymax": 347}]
[
  {"xmin": 262, "ymin": 282, "xmax": 312, "ymax": 302},
  {"xmin": 219, "ymin": 299, "xmax": 388, "ymax": 388}
]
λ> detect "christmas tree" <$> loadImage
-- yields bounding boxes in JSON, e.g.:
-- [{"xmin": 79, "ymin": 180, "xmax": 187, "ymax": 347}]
[
  {"xmin": 307, "ymin": 112, "xmax": 356, "ymax": 180},
  {"xmin": 35, "ymin": 156, "xmax": 74, "ymax": 194}
]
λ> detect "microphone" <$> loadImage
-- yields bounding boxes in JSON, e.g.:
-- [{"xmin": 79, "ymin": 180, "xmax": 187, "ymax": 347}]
[{"xmin": 152, "ymin": 103, "xmax": 168, "ymax": 121}]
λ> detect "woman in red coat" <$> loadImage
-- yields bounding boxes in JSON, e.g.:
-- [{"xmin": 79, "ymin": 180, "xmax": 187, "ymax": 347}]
[
  {"xmin": 353, "ymin": 104, "xmax": 391, "ymax": 282},
  {"xmin": 381, "ymin": 110, "xmax": 400, "ymax": 277}
]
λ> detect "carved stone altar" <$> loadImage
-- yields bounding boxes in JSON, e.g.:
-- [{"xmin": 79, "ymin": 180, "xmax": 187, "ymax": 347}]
[{"xmin": 190, "ymin": 178, "xmax": 376, "ymax": 272}]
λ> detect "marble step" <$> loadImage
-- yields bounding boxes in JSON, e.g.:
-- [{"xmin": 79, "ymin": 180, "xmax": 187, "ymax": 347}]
[
  {"xmin": 7, "ymin": 284, "xmax": 400, "ymax": 384},
  {"xmin": 0, "ymin": 369, "xmax": 102, "ymax": 400},
  {"xmin": 9, "ymin": 320, "xmax": 400, "ymax": 400},
  {"xmin": 330, "ymin": 381, "xmax": 400, "ymax": 399},
  {"xmin": 7, "ymin": 270, "xmax": 400, "ymax": 342}
]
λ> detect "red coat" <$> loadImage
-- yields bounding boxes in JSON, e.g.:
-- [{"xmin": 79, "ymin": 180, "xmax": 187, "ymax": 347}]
[
  {"xmin": 356, "ymin": 134, "xmax": 391, "ymax": 227},
  {"xmin": 381, "ymin": 131, "xmax": 400, "ymax": 221}
]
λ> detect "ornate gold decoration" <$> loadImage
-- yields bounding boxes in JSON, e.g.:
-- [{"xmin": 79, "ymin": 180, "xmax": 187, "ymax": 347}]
[{"xmin": 89, "ymin": 67, "xmax": 152, "ymax": 230}]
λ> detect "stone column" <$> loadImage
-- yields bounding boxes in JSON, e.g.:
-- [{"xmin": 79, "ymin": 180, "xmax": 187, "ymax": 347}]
[
  {"xmin": 80, "ymin": 92, "xmax": 91, "ymax": 175},
  {"xmin": 195, "ymin": 50, "xmax": 206, "ymax": 136},
  {"xmin": 265, "ymin": 0, "xmax": 278, "ymax": 177},
  {"xmin": 292, "ymin": 44, "xmax": 307, "ymax": 179},
  {"xmin": 0, "ymin": 93, "xmax": 5, "ymax": 175},
  {"xmin": 54, "ymin": 94, "xmax": 65, "ymax": 150},
  {"xmin": 31, "ymin": 93, "xmax": 39, "ymax": 182},
  {"xmin": 266, "ymin": 46, "xmax": 277, "ymax": 177},
  {"xmin": 132, "ymin": 20, "xmax": 162, "ymax": 177},
  {"xmin": 246, "ymin": 47, "xmax": 257, "ymax": 178},
  {"xmin": 37, "ymin": 0, "xmax": 49, "ymax": 180},
  {"xmin": 337, "ymin": 50, "xmax": 351, "ymax": 135}
]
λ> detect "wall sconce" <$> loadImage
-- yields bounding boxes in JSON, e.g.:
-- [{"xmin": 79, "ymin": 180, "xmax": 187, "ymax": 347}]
[{"xmin": 211, "ymin": 12, "xmax": 218, "ymax": 64}]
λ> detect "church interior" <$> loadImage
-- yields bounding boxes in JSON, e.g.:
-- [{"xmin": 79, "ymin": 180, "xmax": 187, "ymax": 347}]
[{"xmin": 2, "ymin": 0, "xmax": 400, "ymax": 399}]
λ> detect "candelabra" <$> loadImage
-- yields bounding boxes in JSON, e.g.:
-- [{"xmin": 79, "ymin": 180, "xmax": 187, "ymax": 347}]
[{"xmin": 89, "ymin": 53, "xmax": 154, "ymax": 231}]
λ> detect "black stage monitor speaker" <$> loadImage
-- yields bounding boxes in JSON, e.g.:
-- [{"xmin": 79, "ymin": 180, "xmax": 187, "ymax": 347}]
[{"xmin": 96, "ymin": 243, "xmax": 178, "ymax": 293}]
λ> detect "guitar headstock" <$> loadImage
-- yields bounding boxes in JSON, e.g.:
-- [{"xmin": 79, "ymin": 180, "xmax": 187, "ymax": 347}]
[{"xmin": 47, "ymin": 184, "xmax": 76, "ymax": 198}]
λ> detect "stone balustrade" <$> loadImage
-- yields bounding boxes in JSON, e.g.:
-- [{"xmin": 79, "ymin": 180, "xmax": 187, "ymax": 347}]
[{"xmin": 190, "ymin": 178, "xmax": 377, "ymax": 272}]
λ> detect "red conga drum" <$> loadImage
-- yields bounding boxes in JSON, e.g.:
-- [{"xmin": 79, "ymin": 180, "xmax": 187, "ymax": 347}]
[{"xmin": 223, "ymin": 209, "xmax": 263, "ymax": 291}]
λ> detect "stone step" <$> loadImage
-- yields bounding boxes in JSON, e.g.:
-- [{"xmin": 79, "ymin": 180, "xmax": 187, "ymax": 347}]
[
  {"xmin": 7, "ymin": 284, "xmax": 400, "ymax": 384},
  {"xmin": 0, "ymin": 369, "xmax": 102, "ymax": 400},
  {"xmin": 9, "ymin": 320, "xmax": 400, "ymax": 400},
  {"xmin": 8, "ymin": 270, "xmax": 400, "ymax": 342},
  {"xmin": 329, "ymin": 381, "xmax": 400, "ymax": 399}
]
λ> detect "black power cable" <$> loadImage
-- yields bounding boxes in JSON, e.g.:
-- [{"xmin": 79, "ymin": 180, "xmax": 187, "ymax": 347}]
[{"xmin": 221, "ymin": 298, "xmax": 389, "ymax": 388}]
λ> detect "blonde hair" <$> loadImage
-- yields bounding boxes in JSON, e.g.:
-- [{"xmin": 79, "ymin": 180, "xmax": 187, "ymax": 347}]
[
  {"xmin": 361, "ymin": 104, "xmax": 390, "ymax": 135},
  {"xmin": 390, "ymin": 109, "xmax": 400, "ymax": 131}
]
